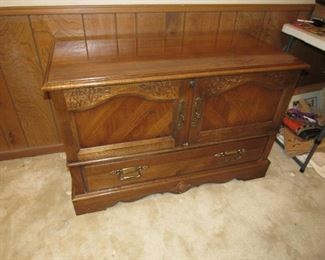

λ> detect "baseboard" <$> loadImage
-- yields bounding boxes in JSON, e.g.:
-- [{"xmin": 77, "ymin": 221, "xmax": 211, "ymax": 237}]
[{"xmin": 0, "ymin": 143, "xmax": 65, "ymax": 161}]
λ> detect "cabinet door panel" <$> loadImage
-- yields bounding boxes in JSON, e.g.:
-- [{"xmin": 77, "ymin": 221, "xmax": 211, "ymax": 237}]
[
  {"xmin": 189, "ymin": 71, "xmax": 299, "ymax": 144},
  {"xmin": 64, "ymin": 80, "xmax": 189, "ymax": 160},
  {"xmin": 74, "ymin": 96, "xmax": 175, "ymax": 146},
  {"xmin": 202, "ymin": 84, "xmax": 283, "ymax": 129}
]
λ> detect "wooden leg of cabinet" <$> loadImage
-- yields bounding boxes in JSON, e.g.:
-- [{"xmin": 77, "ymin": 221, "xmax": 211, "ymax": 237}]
[{"xmin": 72, "ymin": 160, "xmax": 270, "ymax": 215}]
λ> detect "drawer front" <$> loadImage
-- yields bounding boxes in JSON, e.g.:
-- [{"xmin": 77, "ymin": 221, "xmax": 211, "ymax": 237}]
[{"xmin": 83, "ymin": 136, "xmax": 269, "ymax": 192}]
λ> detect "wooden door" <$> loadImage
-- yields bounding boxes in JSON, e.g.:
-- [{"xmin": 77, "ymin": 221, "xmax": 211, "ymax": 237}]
[
  {"xmin": 62, "ymin": 80, "xmax": 191, "ymax": 160},
  {"xmin": 188, "ymin": 71, "xmax": 299, "ymax": 144}
]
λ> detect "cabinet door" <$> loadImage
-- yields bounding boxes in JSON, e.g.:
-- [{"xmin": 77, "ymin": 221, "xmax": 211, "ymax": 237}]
[
  {"xmin": 63, "ymin": 80, "xmax": 190, "ymax": 161},
  {"xmin": 189, "ymin": 71, "xmax": 299, "ymax": 144}
]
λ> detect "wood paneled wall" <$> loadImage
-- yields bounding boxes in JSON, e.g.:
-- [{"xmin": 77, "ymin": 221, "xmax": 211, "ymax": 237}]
[{"xmin": 0, "ymin": 4, "xmax": 313, "ymax": 160}]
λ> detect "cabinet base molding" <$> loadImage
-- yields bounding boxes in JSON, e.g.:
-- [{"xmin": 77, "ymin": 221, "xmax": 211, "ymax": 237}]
[{"xmin": 72, "ymin": 160, "xmax": 270, "ymax": 215}]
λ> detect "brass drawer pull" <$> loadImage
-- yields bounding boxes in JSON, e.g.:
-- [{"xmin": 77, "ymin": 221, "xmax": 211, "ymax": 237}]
[
  {"xmin": 112, "ymin": 165, "xmax": 148, "ymax": 181},
  {"xmin": 214, "ymin": 148, "xmax": 246, "ymax": 161}
]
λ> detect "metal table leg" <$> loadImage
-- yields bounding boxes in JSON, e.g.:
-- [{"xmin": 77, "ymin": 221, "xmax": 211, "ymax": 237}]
[
  {"xmin": 283, "ymin": 36, "xmax": 295, "ymax": 53},
  {"xmin": 300, "ymin": 126, "xmax": 325, "ymax": 173}
]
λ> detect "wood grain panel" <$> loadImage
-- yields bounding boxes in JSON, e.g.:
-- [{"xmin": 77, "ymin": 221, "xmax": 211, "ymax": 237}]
[
  {"xmin": 165, "ymin": 12, "xmax": 184, "ymax": 53},
  {"xmin": 260, "ymin": 11, "xmax": 299, "ymax": 49},
  {"xmin": 216, "ymin": 12, "xmax": 237, "ymax": 51},
  {"xmin": 166, "ymin": 12, "xmax": 184, "ymax": 36},
  {"xmin": 0, "ymin": 16, "xmax": 59, "ymax": 146},
  {"xmin": 83, "ymin": 13, "xmax": 117, "ymax": 58},
  {"xmin": 52, "ymin": 40, "xmax": 88, "ymax": 64},
  {"xmin": 202, "ymin": 85, "xmax": 283, "ymax": 130},
  {"xmin": 137, "ymin": 12, "xmax": 166, "ymax": 35},
  {"xmin": 0, "ymin": 127, "xmax": 8, "ymax": 151},
  {"xmin": 116, "ymin": 13, "xmax": 136, "ymax": 56},
  {"xmin": 0, "ymin": 143, "xmax": 64, "ymax": 161},
  {"xmin": 0, "ymin": 68, "xmax": 27, "ymax": 149},
  {"xmin": 78, "ymin": 137, "xmax": 175, "ymax": 161},
  {"xmin": 0, "ymin": 5, "xmax": 315, "ymax": 16},
  {"xmin": 83, "ymin": 13, "xmax": 116, "ymax": 37},
  {"xmin": 235, "ymin": 11, "xmax": 266, "ymax": 39},
  {"xmin": 137, "ymin": 13, "xmax": 166, "ymax": 56},
  {"xmin": 30, "ymin": 14, "xmax": 84, "ymax": 38},
  {"xmin": 116, "ymin": 13, "xmax": 136, "ymax": 36},
  {"xmin": 30, "ymin": 14, "xmax": 84, "ymax": 71},
  {"xmin": 74, "ymin": 96, "xmax": 175, "ymax": 148},
  {"xmin": 184, "ymin": 12, "xmax": 220, "ymax": 51},
  {"xmin": 184, "ymin": 12, "xmax": 220, "ymax": 34}
]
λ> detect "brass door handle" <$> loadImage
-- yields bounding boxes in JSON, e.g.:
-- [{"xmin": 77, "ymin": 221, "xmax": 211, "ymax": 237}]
[
  {"xmin": 112, "ymin": 165, "xmax": 148, "ymax": 181},
  {"xmin": 191, "ymin": 97, "xmax": 202, "ymax": 127},
  {"xmin": 214, "ymin": 148, "xmax": 246, "ymax": 161},
  {"xmin": 177, "ymin": 99, "xmax": 185, "ymax": 129}
]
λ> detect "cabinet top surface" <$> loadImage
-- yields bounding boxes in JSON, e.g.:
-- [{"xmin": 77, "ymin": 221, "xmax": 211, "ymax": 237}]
[{"xmin": 43, "ymin": 33, "xmax": 308, "ymax": 91}]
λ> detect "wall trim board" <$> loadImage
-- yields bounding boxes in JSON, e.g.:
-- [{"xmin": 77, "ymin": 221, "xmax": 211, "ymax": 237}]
[
  {"xmin": 0, "ymin": 144, "xmax": 64, "ymax": 161},
  {"xmin": 0, "ymin": 4, "xmax": 315, "ymax": 15}
]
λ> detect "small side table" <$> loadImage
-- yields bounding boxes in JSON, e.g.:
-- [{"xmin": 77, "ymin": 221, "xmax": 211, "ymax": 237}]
[{"xmin": 282, "ymin": 23, "xmax": 325, "ymax": 173}]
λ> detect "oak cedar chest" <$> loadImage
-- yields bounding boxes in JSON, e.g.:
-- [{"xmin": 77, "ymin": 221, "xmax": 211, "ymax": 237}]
[{"xmin": 42, "ymin": 32, "xmax": 308, "ymax": 215}]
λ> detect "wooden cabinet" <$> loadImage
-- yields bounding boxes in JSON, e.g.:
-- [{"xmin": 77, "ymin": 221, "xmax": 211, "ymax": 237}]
[{"xmin": 43, "ymin": 33, "xmax": 308, "ymax": 214}]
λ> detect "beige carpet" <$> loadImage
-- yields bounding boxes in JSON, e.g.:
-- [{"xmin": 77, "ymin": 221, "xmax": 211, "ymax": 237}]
[{"xmin": 1, "ymin": 144, "xmax": 325, "ymax": 260}]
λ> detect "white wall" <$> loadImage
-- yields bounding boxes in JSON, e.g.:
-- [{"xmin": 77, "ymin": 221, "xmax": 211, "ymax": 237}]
[{"xmin": 0, "ymin": 0, "xmax": 316, "ymax": 7}]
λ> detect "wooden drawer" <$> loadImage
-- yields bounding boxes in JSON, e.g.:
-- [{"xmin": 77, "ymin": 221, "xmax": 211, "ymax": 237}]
[{"xmin": 83, "ymin": 136, "xmax": 269, "ymax": 192}]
